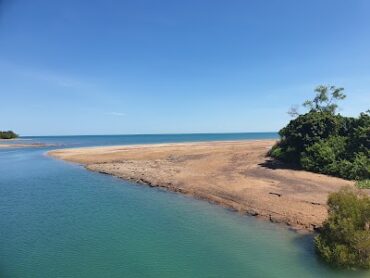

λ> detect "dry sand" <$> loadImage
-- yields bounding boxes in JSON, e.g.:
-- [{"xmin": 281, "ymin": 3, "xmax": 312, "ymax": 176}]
[{"xmin": 49, "ymin": 140, "xmax": 356, "ymax": 231}]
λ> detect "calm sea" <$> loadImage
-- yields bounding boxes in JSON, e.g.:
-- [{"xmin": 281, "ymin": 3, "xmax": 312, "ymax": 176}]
[{"xmin": 0, "ymin": 133, "xmax": 367, "ymax": 277}]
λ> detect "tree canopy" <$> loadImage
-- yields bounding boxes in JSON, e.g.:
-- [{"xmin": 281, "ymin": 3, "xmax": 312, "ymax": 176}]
[{"xmin": 270, "ymin": 86, "xmax": 370, "ymax": 181}]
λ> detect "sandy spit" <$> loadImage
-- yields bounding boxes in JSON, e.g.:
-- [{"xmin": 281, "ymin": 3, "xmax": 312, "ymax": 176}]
[{"xmin": 48, "ymin": 140, "xmax": 356, "ymax": 231}]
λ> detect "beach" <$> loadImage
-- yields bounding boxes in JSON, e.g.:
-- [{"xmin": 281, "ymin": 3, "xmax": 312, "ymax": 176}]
[{"xmin": 49, "ymin": 140, "xmax": 356, "ymax": 231}]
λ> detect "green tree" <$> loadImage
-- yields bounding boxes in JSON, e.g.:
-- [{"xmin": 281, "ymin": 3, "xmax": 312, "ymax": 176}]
[
  {"xmin": 300, "ymin": 136, "xmax": 346, "ymax": 174},
  {"xmin": 271, "ymin": 111, "xmax": 340, "ymax": 163},
  {"xmin": 288, "ymin": 85, "xmax": 346, "ymax": 117},
  {"xmin": 271, "ymin": 86, "xmax": 370, "ymax": 180},
  {"xmin": 315, "ymin": 187, "xmax": 370, "ymax": 269}
]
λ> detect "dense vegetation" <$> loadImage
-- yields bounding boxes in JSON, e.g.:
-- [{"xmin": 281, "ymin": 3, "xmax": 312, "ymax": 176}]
[
  {"xmin": 0, "ymin": 130, "xmax": 18, "ymax": 139},
  {"xmin": 270, "ymin": 85, "xmax": 370, "ymax": 182},
  {"xmin": 271, "ymin": 85, "xmax": 370, "ymax": 268},
  {"xmin": 315, "ymin": 188, "xmax": 370, "ymax": 269}
]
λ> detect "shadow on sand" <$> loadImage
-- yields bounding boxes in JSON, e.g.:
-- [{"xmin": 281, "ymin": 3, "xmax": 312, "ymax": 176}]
[{"xmin": 258, "ymin": 158, "xmax": 302, "ymax": 171}]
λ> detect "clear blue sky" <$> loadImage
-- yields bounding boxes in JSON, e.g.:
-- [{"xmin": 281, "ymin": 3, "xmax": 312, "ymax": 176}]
[{"xmin": 1, "ymin": 0, "xmax": 369, "ymax": 136}]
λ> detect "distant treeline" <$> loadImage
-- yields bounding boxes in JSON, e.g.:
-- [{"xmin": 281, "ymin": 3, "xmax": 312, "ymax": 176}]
[{"xmin": 0, "ymin": 130, "xmax": 18, "ymax": 139}]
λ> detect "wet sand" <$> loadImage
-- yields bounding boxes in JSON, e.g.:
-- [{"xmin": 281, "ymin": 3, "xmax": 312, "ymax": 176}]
[{"xmin": 49, "ymin": 140, "xmax": 355, "ymax": 231}]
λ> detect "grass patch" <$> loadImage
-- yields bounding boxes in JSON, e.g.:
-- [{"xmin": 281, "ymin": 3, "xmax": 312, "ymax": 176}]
[{"xmin": 356, "ymin": 180, "xmax": 370, "ymax": 189}]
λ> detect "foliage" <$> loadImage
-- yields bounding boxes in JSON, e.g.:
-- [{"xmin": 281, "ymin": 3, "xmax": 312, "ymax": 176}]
[
  {"xmin": 300, "ymin": 136, "xmax": 346, "ymax": 174},
  {"xmin": 0, "ymin": 130, "xmax": 18, "ymax": 139},
  {"xmin": 277, "ymin": 112, "xmax": 341, "ymax": 163},
  {"xmin": 288, "ymin": 85, "xmax": 346, "ymax": 117},
  {"xmin": 345, "ymin": 112, "xmax": 370, "ymax": 156},
  {"xmin": 271, "ymin": 86, "xmax": 370, "ymax": 180},
  {"xmin": 315, "ymin": 187, "xmax": 370, "ymax": 269},
  {"xmin": 303, "ymin": 85, "xmax": 346, "ymax": 114},
  {"xmin": 273, "ymin": 86, "xmax": 370, "ymax": 268},
  {"xmin": 356, "ymin": 180, "xmax": 370, "ymax": 189}
]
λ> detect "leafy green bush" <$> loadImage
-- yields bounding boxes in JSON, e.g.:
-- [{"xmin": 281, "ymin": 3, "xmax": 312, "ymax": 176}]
[
  {"xmin": 348, "ymin": 154, "xmax": 370, "ymax": 180},
  {"xmin": 269, "ymin": 144, "xmax": 298, "ymax": 163},
  {"xmin": 300, "ymin": 136, "xmax": 346, "ymax": 174},
  {"xmin": 315, "ymin": 187, "xmax": 370, "ymax": 269},
  {"xmin": 270, "ymin": 86, "xmax": 370, "ymax": 181},
  {"xmin": 0, "ymin": 130, "xmax": 18, "ymax": 139},
  {"xmin": 299, "ymin": 137, "xmax": 370, "ymax": 180},
  {"xmin": 278, "ymin": 111, "xmax": 340, "ymax": 163}
]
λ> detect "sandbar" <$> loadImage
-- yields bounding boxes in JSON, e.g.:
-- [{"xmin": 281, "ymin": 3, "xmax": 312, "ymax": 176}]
[{"xmin": 49, "ymin": 140, "xmax": 356, "ymax": 231}]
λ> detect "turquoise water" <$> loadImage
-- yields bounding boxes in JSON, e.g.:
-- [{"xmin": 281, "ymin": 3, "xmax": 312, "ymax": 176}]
[
  {"xmin": 0, "ymin": 134, "xmax": 367, "ymax": 277},
  {"xmin": 23, "ymin": 132, "xmax": 279, "ymax": 148}
]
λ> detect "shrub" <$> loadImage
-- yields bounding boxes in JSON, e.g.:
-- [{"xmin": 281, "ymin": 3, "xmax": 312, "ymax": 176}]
[
  {"xmin": 315, "ymin": 187, "xmax": 370, "ymax": 269},
  {"xmin": 349, "ymin": 154, "xmax": 370, "ymax": 180},
  {"xmin": 300, "ymin": 137, "xmax": 370, "ymax": 180},
  {"xmin": 345, "ymin": 113, "xmax": 370, "ymax": 160},
  {"xmin": 270, "ymin": 86, "xmax": 369, "ymax": 181},
  {"xmin": 300, "ymin": 136, "xmax": 347, "ymax": 174},
  {"xmin": 269, "ymin": 143, "xmax": 298, "ymax": 163},
  {"xmin": 356, "ymin": 180, "xmax": 370, "ymax": 189},
  {"xmin": 278, "ymin": 112, "xmax": 340, "ymax": 163},
  {"xmin": 300, "ymin": 141, "xmax": 336, "ymax": 173}
]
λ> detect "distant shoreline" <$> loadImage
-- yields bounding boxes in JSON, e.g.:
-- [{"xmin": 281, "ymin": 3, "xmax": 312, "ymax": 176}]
[
  {"xmin": 48, "ymin": 140, "xmax": 354, "ymax": 231},
  {"xmin": 0, "ymin": 143, "xmax": 49, "ymax": 148},
  {"xmin": 0, "ymin": 139, "xmax": 53, "ymax": 148}
]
